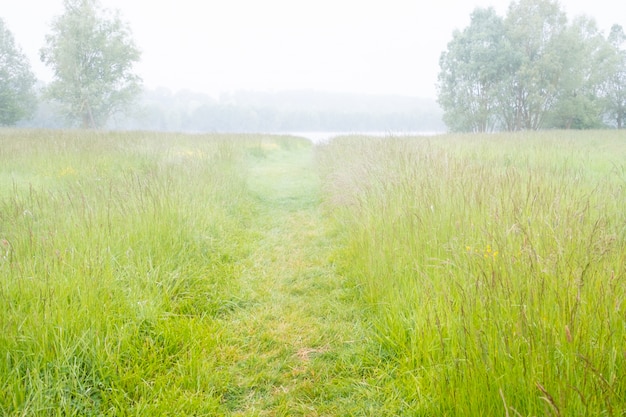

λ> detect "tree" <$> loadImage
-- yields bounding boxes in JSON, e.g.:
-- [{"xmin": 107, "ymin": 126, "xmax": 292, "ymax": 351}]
[
  {"xmin": 436, "ymin": 0, "xmax": 617, "ymax": 132},
  {"xmin": 0, "ymin": 18, "xmax": 37, "ymax": 126},
  {"xmin": 602, "ymin": 25, "xmax": 626, "ymax": 128},
  {"xmin": 40, "ymin": 0, "xmax": 141, "ymax": 128},
  {"xmin": 546, "ymin": 16, "xmax": 610, "ymax": 129},
  {"xmin": 437, "ymin": 0, "xmax": 572, "ymax": 132},
  {"xmin": 502, "ymin": 0, "xmax": 568, "ymax": 130},
  {"xmin": 437, "ymin": 8, "xmax": 510, "ymax": 132}
]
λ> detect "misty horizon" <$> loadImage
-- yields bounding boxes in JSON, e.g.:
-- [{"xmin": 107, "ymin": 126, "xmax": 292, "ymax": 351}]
[{"xmin": 3, "ymin": 0, "xmax": 624, "ymax": 101}]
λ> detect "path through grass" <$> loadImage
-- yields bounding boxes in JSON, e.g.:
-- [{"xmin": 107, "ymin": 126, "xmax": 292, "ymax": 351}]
[
  {"xmin": 213, "ymin": 139, "xmax": 387, "ymax": 415},
  {"xmin": 0, "ymin": 131, "xmax": 390, "ymax": 416}
]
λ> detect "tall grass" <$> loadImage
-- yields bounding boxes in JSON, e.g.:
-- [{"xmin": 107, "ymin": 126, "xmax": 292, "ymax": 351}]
[
  {"xmin": 4, "ymin": 128, "xmax": 626, "ymax": 414},
  {"xmin": 0, "ymin": 130, "xmax": 258, "ymax": 415},
  {"xmin": 318, "ymin": 131, "xmax": 626, "ymax": 415}
]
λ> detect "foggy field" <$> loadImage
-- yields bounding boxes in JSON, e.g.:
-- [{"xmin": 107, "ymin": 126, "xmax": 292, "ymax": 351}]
[{"xmin": 1, "ymin": 129, "xmax": 625, "ymax": 415}]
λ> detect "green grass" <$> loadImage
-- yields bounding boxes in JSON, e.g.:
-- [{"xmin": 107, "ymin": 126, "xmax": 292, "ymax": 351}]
[
  {"xmin": 2, "ymin": 128, "xmax": 626, "ymax": 415},
  {"xmin": 0, "ymin": 130, "xmax": 260, "ymax": 415},
  {"xmin": 0, "ymin": 129, "xmax": 382, "ymax": 416},
  {"xmin": 317, "ymin": 130, "xmax": 626, "ymax": 415}
]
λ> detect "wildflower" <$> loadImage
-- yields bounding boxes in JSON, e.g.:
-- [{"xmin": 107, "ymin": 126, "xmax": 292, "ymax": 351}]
[
  {"xmin": 58, "ymin": 166, "xmax": 77, "ymax": 177},
  {"xmin": 483, "ymin": 245, "xmax": 498, "ymax": 260},
  {"xmin": 465, "ymin": 244, "xmax": 498, "ymax": 260}
]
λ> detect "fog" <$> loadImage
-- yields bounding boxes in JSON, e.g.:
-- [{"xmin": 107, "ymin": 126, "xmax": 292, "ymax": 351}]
[{"xmin": 3, "ymin": 0, "xmax": 624, "ymax": 101}]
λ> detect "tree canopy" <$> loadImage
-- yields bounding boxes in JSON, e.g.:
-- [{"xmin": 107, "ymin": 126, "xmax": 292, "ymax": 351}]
[
  {"xmin": 437, "ymin": 0, "xmax": 626, "ymax": 132},
  {"xmin": 437, "ymin": 7, "xmax": 510, "ymax": 133},
  {"xmin": 0, "ymin": 18, "xmax": 37, "ymax": 126},
  {"xmin": 40, "ymin": 0, "xmax": 141, "ymax": 128}
]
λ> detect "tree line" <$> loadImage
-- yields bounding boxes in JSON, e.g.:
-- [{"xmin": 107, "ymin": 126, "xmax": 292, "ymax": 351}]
[
  {"xmin": 6, "ymin": 0, "xmax": 624, "ymax": 133},
  {"xmin": 1, "ymin": 0, "xmax": 443, "ymax": 132},
  {"xmin": 437, "ymin": 0, "xmax": 626, "ymax": 132},
  {"xmin": 112, "ymin": 89, "xmax": 444, "ymax": 133}
]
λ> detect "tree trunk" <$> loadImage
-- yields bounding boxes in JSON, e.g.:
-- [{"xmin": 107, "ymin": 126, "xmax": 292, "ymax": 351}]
[{"xmin": 81, "ymin": 102, "xmax": 96, "ymax": 129}]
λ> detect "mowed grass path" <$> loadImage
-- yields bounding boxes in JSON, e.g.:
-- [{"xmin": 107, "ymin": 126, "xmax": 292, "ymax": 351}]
[
  {"xmin": 0, "ymin": 132, "xmax": 390, "ymax": 416},
  {"xmin": 209, "ymin": 141, "xmax": 386, "ymax": 415}
]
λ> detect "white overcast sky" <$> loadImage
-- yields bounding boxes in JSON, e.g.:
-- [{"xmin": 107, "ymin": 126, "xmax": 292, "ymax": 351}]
[{"xmin": 2, "ymin": 0, "xmax": 625, "ymax": 99}]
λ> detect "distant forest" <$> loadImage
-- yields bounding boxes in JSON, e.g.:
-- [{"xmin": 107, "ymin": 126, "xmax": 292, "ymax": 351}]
[{"xmin": 20, "ymin": 89, "xmax": 445, "ymax": 133}]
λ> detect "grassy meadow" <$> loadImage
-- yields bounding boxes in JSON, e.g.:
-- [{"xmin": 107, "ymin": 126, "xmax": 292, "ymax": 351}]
[
  {"xmin": 0, "ymin": 128, "xmax": 625, "ymax": 415},
  {"xmin": 0, "ymin": 130, "xmax": 260, "ymax": 414},
  {"xmin": 318, "ymin": 131, "xmax": 626, "ymax": 415}
]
